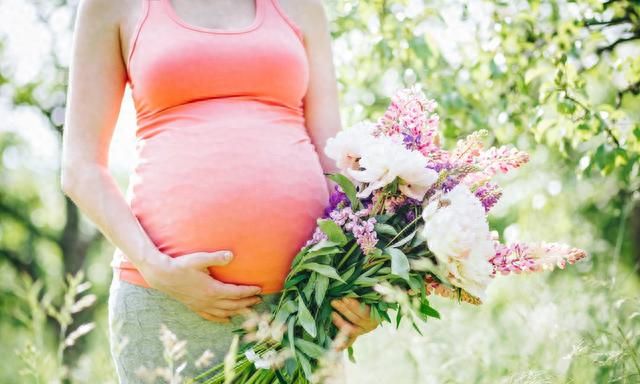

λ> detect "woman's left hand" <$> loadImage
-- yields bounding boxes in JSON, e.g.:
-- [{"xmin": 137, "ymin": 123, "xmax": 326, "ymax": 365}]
[{"xmin": 330, "ymin": 297, "xmax": 379, "ymax": 350}]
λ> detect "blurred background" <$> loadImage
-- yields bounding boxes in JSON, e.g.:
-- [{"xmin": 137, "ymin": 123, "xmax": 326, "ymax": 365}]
[{"xmin": 0, "ymin": 0, "xmax": 638, "ymax": 383}]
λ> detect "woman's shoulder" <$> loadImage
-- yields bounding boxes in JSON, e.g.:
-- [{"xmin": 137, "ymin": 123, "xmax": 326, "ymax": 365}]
[
  {"xmin": 76, "ymin": 0, "xmax": 144, "ymax": 62},
  {"xmin": 76, "ymin": 0, "xmax": 129, "ymax": 23},
  {"xmin": 275, "ymin": 0, "xmax": 330, "ymax": 41},
  {"xmin": 76, "ymin": 0, "xmax": 142, "ymax": 38}
]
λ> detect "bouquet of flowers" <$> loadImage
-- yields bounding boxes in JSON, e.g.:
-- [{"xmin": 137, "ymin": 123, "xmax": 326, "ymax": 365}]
[{"xmin": 192, "ymin": 86, "xmax": 587, "ymax": 384}]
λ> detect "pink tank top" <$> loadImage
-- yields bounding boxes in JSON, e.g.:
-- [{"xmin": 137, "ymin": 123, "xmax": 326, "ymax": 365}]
[{"xmin": 112, "ymin": 0, "xmax": 330, "ymax": 293}]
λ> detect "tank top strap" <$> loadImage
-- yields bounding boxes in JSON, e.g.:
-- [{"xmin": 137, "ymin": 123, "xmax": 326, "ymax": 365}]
[{"xmin": 264, "ymin": 0, "xmax": 305, "ymax": 42}]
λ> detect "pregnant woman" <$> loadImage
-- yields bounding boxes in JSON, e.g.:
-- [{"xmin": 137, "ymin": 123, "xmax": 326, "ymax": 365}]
[{"xmin": 60, "ymin": 0, "xmax": 378, "ymax": 381}]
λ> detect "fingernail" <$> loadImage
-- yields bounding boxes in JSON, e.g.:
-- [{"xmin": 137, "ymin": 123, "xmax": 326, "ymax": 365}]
[{"xmin": 225, "ymin": 251, "xmax": 233, "ymax": 259}]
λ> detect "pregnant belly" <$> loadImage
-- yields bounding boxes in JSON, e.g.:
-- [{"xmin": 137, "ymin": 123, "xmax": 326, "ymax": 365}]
[{"xmin": 121, "ymin": 101, "xmax": 330, "ymax": 293}]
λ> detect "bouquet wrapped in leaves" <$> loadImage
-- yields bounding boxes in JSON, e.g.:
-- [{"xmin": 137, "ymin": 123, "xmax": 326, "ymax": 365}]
[{"xmin": 192, "ymin": 86, "xmax": 587, "ymax": 384}]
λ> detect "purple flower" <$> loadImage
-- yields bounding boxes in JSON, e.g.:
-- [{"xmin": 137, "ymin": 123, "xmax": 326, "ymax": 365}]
[
  {"xmin": 323, "ymin": 185, "xmax": 349, "ymax": 217},
  {"xmin": 475, "ymin": 183, "xmax": 502, "ymax": 212},
  {"xmin": 441, "ymin": 176, "xmax": 460, "ymax": 192},
  {"xmin": 305, "ymin": 227, "xmax": 328, "ymax": 247},
  {"xmin": 405, "ymin": 210, "xmax": 416, "ymax": 222}
]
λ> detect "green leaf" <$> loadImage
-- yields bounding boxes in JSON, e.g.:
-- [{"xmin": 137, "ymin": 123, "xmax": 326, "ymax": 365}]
[
  {"xmin": 410, "ymin": 233, "xmax": 425, "ymax": 248},
  {"xmin": 287, "ymin": 315, "xmax": 297, "ymax": 359},
  {"xmin": 315, "ymin": 274, "xmax": 329, "ymax": 306},
  {"xmin": 341, "ymin": 266, "xmax": 357, "ymax": 281},
  {"xmin": 419, "ymin": 301, "xmax": 441, "ymax": 319},
  {"xmin": 317, "ymin": 219, "xmax": 349, "ymax": 245},
  {"xmin": 408, "ymin": 275, "xmax": 424, "ymax": 294},
  {"xmin": 284, "ymin": 274, "xmax": 307, "ymax": 289},
  {"xmin": 297, "ymin": 352, "xmax": 313, "ymax": 379},
  {"xmin": 353, "ymin": 276, "xmax": 379, "ymax": 287},
  {"xmin": 297, "ymin": 296, "xmax": 317, "ymax": 338},
  {"xmin": 411, "ymin": 319, "xmax": 424, "ymax": 336},
  {"xmin": 374, "ymin": 214, "xmax": 392, "ymax": 224},
  {"xmin": 347, "ymin": 346, "xmax": 356, "ymax": 363},
  {"xmin": 378, "ymin": 307, "xmax": 392, "ymax": 323},
  {"xmin": 295, "ymin": 339, "xmax": 326, "ymax": 359},
  {"xmin": 284, "ymin": 357, "xmax": 297, "ymax": 377},
  {"xmin": 389, "ymin": 229, "xmax": 416, "ymax": 248},
  {"xmin": 302, "ymin": 263, "xmax": 345, "ymax": 283},
  {"xmin": 274, "ymin": 300, "xmax": 297, "ymax": 326},
  {"xmin": 275, "ymin": 370, "xmax": 288, "ymax": 384},
  {"xmin": 374, "ymin": 223, "xmax": 398, "ymax": 236},
  {"xmin": 306, "ymin": 246, "xmax": 342, "ymax": 258},
  {"xmin": 386, "ymin": 247, "xmax": 410, "ymax": 281},
  {"xmin": 395, "ymin": 309, "xmax": 403, "ymax": 328},
  {"xmin": 327, "ymin": 173, "xmax": 359, "ymax": 209},
  {"xmin": 303, "ymin": 273, "xmax": 317, "ymax": 301},
  {"xmin": 309, "ymin": 239, "xmax": 340, "ymax": 252}
]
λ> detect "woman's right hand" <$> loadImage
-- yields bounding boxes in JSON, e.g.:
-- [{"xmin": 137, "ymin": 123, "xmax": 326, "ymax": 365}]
[{"xmin": 140, "ymin": 250, "xmax": 263, "ymax": 323}]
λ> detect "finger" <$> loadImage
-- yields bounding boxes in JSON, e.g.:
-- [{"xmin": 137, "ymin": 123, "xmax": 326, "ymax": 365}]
[
  {"xmin": 180, "ymin": 251, "xmax": 233, "ymax": 269},
  {"xmin": 343, "ymin": 297, "xmax": 370, "ymax": 318},
  {"xmin": 344, "ymin": 298, "xmax": 379, "ymax": 330},
  {"xmin": 345, "ymin": 335, "xmax": 357, "ymax": 348},
  {"xmin": 334, "ymin": 333, "xmax": 357, "ymax": 352},
  {"xmin": 331, "ymin": 311, "xmax": 356, "ymax": 334},
  {"xmin": 331, "ymin": 312, "xmax": 360, "ymax": 351},
  {"xmin": 331, "ymin": 299, "xmax": 364, "ymax": 326},
  {"xmin": 212, "ymin": 281, "xmax": 262, "ymax": 299},
  {"xmin": 214, "ymin": 296, "xmax": 262, "ymax": 310},
  {"xmin": 196, "ymin": 311, "xmax": 230, "ymax": 323},
  {"xmin": 206, "ymin": 307, "xmax": 250, "ymax": 318}
]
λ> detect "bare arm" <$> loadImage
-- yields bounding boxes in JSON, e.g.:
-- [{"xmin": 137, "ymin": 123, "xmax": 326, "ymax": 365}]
[
  {"xmin": 60, "ymin": 0, "xmax": 157, "ymax": 276},
  {"xmin": 292, "ymin": 0, "xmax": 380, "ymax": 344},
  {"xmin": 60, "ymin": 0, "xmax": 261, "ymax": 322},
  {"xmin": 295, "ymin": 0, "xmax": 343, "ymax": 178}
]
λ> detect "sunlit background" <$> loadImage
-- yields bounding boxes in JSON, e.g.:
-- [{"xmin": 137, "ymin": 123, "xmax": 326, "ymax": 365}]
[{"xmin": 0, "ymin": 0, "xmax": 638, "ymax": 383}]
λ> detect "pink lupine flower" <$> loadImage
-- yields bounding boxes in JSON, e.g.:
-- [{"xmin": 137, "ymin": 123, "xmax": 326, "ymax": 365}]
[
  {"xmin": 476, "ymin": 146, "xmax": 530, "ymax": 177},
  {"xmin": 373, "ymin": 85, "xmax": 441, "ymax": 154},
  {"xmin": 489, "ymin": 240, "xmax": 587, "ymax": 276},
  {"xmin": 474, "ymin": 182, "xmax": 503, "ymax": 212},
  {"xmin": 452, "ymin": 129, "xmax": 488, "ymax": 164},
  {"xmin": 357, "ymin": 230, "xmax": 379, "ymax": 255}
]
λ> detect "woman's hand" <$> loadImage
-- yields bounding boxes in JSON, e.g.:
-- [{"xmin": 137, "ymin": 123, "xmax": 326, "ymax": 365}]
[
  {"xmin": 330, "ymin": 297, "xmax": 379, "ymax": 350},
  {"xmin": 141, "ymin": 250, "xmax": 263, "ymax": 323}
]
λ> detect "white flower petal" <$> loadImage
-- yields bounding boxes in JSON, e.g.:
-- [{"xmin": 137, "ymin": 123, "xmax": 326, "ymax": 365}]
[{"xmin": 421, "ymin": 185, "xmax": 494, "ymax": 299}]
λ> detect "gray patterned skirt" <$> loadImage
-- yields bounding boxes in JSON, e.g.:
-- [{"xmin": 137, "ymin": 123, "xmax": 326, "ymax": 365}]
[{"xmin": 107, "ymin": 275, "xmax": 279, "ymax": 383}]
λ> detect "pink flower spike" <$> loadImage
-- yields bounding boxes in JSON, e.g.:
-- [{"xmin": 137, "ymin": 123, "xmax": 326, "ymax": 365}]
[{"xmin": 489, "ymin": 240, "xmax": 587, "ymax": 276}]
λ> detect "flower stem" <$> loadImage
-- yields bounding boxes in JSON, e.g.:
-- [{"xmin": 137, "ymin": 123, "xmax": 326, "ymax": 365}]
[
  {"xmin": 337, "ymin": 241, "xmax": 359, "ymax": 270},
  {"xmin": 386, "ymin": 214, "xmax": 421, "ymax": 248}
]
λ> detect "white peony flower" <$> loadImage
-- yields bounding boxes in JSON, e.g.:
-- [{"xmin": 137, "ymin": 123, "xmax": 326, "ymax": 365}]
[
  {"xmin": 420, "ymin": 184, "xmax": 495, "ymax": 300},
  {"xmin": 347, "ymin": 135, "xmax": 438, "ymax": 199},
  {"xmin": 324, "ymin": 121, "xmax": 377, "ymax": 171}
]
